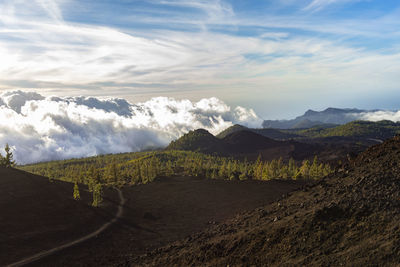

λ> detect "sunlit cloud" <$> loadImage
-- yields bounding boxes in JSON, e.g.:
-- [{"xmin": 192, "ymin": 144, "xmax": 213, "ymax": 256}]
[{"xmin": 0, "ymin": 90, "xmax": 262, "ymax": 164}]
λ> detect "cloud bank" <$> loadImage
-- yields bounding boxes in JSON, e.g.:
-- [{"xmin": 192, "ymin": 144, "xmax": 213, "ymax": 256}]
[
  {"xmin": 357, "ymin": 111, "xmax": 400, "ymax": 123},
  {"xmin": 0, "ymin": 91, "xmax": 262, "ymax": 164}
]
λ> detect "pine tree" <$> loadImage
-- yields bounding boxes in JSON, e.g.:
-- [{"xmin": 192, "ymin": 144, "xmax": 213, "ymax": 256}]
[
  {"xmin": 288, "ymin": 158, "xmax": 297, "ymax": 179},
  {"xmin": 104, "ymin": 160, "xmax": 118, "ymax": 184},
  {"xmin": 261, "ymin": 162, "xmax": 269, "ymax": 180},
  {"xmin": 280, "ymin": 165, "xmax": 289, "ymax": 179},
  {"xmin": 2, "ymin": 144, "xmax": 15, "ymax": 168},
  {"xmin": 73, "ymin": 183, "xmax": 80, "ymax": 200},
  {"xmin": 92, "ymin": 183, "xmax": 103, "ymax": 207},
  {"xmin": 165, "ymin": 160, "xmax": 174, "ymax": 176},
  {"xmin": 310, "ymin": 156, "xmax": 319, "ymax": 179},
  {"xmin": 323, "ymin": 164, "xmax": 332, "ymax": 176},
  {"xmin": 211, "ymin": 168, "xmax": 218, "ymax": 179},
  {"xmin": 219, "ymin": 160, "xmax": 227, "ymax": 179},
  {"xmin": 269, "ymin": 159, "xmax": 279, "ymax": 179},
  {"xmin": 300, "ymin": 160, "xmax": 311, "ymax": 179}
]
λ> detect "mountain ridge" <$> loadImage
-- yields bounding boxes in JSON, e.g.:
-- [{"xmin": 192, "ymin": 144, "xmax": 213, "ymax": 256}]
[{"xmin": 263, "ymin": 107, "xmax": 370, "ymax": 129}]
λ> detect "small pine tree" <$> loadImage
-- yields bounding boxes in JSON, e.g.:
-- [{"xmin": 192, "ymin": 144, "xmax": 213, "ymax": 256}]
[
  {"xmin": 165, "ymin": 160, "xmax": 174, "ymax": 176},
  {"xmin": 300, "ymin": 160, "xmax": 311, "ymax": 179},
  {"xmin": 2, "ymin": 144, "xmax": 15, "ymax": 168},
  {"xmin": 73, "ymin": 183, "xmax": 80, "ymax": 200},
  {"xmin": 92, "ymin": 183, "xmax": 103, "ymax": 207},
  {"xmin": 310, "ymin": 156, "xmax": 319, "ymax": 179},
  {"xmin": 288, "ymin": 158, "xmax": 297, "ymax": 179}
]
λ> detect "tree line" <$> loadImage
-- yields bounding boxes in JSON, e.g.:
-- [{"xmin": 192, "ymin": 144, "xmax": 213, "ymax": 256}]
[{"xmin": 20, "ymin": 150, "xmax": 332, "ymax": 187}]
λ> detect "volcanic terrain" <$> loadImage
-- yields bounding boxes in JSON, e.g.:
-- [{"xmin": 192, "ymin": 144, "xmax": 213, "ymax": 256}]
[{"xmin": 130, "ymin": 136, "xmax": 400, "ymax": 266}]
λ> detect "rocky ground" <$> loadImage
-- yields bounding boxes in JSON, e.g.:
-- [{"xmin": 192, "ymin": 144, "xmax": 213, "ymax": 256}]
[
  {"xmin": 128, "ymin": 136, "xmax": 400, "ymax": 266},
  {"xmin": 28, "ymin": 177, "xmax": 305, "ymax": 266}
]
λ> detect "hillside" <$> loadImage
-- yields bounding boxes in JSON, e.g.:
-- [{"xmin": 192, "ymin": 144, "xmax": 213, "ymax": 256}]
[
  {"xmin": 0, "ymin": 167, "xmax": 118, "ymax": 266},
  {"xmin": 131, "ymin": 135, "xmax": 400, "ymax": 266},
  {"xmin": 166, "ymin": 129, "xmax": 224, "ymax": 153},
  {"xmin": 216, "ymin": 124, "xmax": 300, "ymax": 140},
  {"xmin": 296, "ymin": 120, "xmax": 400, "ymax": 140}
]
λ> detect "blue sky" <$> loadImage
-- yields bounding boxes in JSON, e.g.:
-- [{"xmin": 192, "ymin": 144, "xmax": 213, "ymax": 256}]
[{"xmin": 0, "ymin": 0, "xmax": 399, "ymax": 118}]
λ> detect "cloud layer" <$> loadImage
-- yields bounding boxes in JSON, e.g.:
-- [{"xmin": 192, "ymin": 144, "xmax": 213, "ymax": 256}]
[
  {"xmin": 358, "ymin": 111, "xmax": 400, "ymax": 123},
  {"xmin": 0, "ymin": 91, "xmax": 262, "ymax": 164}
]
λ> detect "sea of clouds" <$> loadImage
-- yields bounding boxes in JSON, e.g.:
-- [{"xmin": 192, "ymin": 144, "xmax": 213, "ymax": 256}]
[{"xmin": 0, "ymin": 90, "xmax": 262, "ymax": 164}]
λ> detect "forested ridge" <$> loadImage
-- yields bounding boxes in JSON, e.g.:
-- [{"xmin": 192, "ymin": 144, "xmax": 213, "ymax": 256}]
[{"xmin": 295, "ymin": 120, "xmax": 400, "ymax": 139}]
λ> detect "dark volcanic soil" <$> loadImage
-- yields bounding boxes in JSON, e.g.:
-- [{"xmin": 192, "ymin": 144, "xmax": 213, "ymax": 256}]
[
  {"xmin": 129, "ymin": 136, "xmax": 400, "ymax": 266},
  {"xmin": 29, "ymin": 177, "xmax": 306, "ymax": 266},
  {"xmin": 0, "ymin": 167, "xmax": 118, "ymax": 266}
]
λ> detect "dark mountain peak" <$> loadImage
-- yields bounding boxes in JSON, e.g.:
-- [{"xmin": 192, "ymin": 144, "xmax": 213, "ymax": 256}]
[
  {"xmin": 216, "ymin": 124, "xmax": 248, "ymax": 139},
  {"xmin": 223, "ymin": 130, "xmax": 276, "ymax": 144},
  {"xmin": 323, "ymin": 107, "xmax": 365, "ymax": 114},
  {"xmin": 166, "ymin": 129, "xmax": 221, "ymax": 152},
  {"xmin": 191, "ymin": 128, "xmax": 212, "ymax": 136},
  {"xmin": 324, "ymin": 107, "xmax": 344, "ymax": 113},
  {"xmin": 304, "ymin": 109, "xmax": 317, "ymax": 116},
  {"xmin": 221, "ymin": 130, "xmax": 281, "ymax": 154}
]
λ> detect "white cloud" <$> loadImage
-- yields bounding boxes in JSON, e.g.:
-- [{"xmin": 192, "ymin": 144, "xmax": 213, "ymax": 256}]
[
  {"xmin": 357, "ymin": 111, "xmax": 400, "ymax": 122},
  {"xmin": 303, "ymin": 0, "xmax": 364, "ymax": 11},
  {"xmin": 0, "ymin": 90, "xmax": 262, "ymax": 164}
]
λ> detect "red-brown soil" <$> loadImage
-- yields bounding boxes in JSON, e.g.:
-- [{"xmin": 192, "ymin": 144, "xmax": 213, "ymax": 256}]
[
  {"xmin": 0, "ymin": 167, "xmax": 118, "ymax": 266},
  {"xmin": 130, "ymin": 136, "xmax": 400, "ymax": 266},
  {"xmin": 26, "ymin": 176, "xmax": 306, "ymax": 266}
]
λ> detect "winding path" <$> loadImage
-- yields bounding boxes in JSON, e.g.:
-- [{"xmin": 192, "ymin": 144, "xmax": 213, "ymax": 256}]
[
  {"xmin": 6, "ymin": 188, "xmax": 125, "ymax": 267},
  {"xmin": 368, "ymin": 138, "xmax": 384, "ymax": 144}
]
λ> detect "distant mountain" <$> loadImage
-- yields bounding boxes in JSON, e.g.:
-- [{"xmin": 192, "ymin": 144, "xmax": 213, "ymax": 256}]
[{"xmin": 263, "ymin": 107, "xmax": 368, "ymax": 129}]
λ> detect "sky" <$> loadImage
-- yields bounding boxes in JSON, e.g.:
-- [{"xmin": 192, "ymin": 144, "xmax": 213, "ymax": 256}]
[{"xmin": 0, "ymin": 0, "xmax": 400, "ymax": 119}]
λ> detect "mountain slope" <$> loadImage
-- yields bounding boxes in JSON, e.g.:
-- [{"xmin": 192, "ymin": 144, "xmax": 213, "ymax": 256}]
[
  {"xmin": 216, "ymin": 124, "xmax": 300, "ymax": 140},
  {"xmin": 166, "ymin": 129, "xmax": 317, "ymax": 161},
  {"xmin": 132, "ymin": 136, "xmax": 400, "ymax": 266},
  {"xmin": 167, "ymin": 128, "xmax": 364, "ymax": 162},
  {"xmin": 166, "ymin": 129, "xmax": 224, "ymax": 153}
]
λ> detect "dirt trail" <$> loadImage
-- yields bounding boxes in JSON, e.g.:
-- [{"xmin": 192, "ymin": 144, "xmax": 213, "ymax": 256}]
[{"xmin": 5, "ymin": 188, "xmax": 125, "ymax": 267}]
